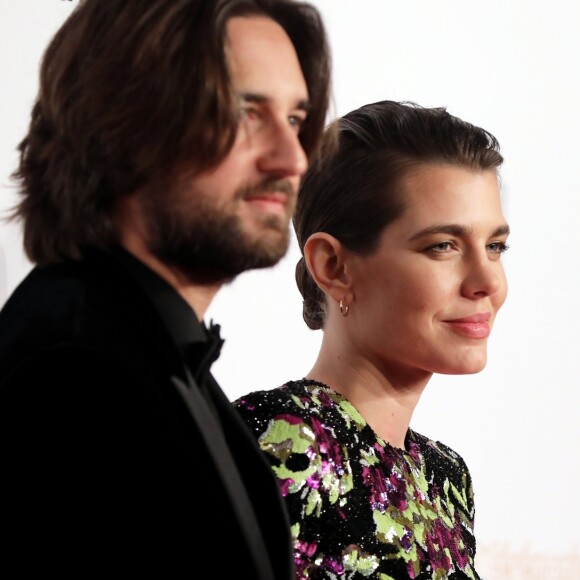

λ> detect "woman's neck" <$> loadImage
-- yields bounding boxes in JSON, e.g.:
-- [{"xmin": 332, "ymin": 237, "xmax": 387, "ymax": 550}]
[{"xmin": 306, "ymin": 346, "xmax": 431, "ymax": 449}]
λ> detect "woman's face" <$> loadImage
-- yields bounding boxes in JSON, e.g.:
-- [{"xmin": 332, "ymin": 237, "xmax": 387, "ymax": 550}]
[{"xmin": 346, "ymin": 163, "xmax": 509, "ymax": 378}]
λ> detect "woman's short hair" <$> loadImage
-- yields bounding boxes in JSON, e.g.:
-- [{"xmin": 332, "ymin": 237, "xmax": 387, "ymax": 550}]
[{"xmin": 294, "ymin": 100, "xmax": 503, "ymax": 330}]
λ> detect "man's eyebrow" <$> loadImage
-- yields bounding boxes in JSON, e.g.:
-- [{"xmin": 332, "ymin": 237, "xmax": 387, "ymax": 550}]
[
  {"xmin": 409, "ymin": 223, "xmax": 511, "ymax": 241},
  {"xmin": 238, "ymin": 92, "xmax": 268, "ymax": 104},
  {"xmin": 238, "ymin": 92, "xmax": 311, "ymax": 111}
]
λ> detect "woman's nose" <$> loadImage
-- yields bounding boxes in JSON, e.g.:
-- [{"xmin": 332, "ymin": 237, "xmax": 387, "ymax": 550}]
[{"xmin": 461, "ymin": 255, "xmax": 505, "ymax": 299}]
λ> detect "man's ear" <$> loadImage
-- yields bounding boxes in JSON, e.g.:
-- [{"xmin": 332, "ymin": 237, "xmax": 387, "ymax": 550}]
[{"xmin": 303, "ymin": 232, "xmax": 352, "ymax": 303}]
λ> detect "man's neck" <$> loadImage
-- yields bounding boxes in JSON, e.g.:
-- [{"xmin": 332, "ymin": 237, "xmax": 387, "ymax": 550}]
[
  {"xmin": 119, "ymin": 239, "xmax": 221, "ymax": 321},
  {"xmin": 115, "ymin": 193, "xmax": 222, "ymax": 319}
]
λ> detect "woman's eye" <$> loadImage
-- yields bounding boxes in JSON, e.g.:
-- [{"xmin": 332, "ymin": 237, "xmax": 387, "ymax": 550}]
[
  {"xmin": 488, "ymin": 241, "xmax": 510, "ymax": 254},
  {"xmin": 429, "ymin": 241, "xmax": 453, "ymax": 253}
]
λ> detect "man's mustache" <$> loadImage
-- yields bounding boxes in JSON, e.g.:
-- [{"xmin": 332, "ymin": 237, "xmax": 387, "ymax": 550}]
[{"xmin": 239, "ymin": 178, "xmax": 296, "ymax": 200}]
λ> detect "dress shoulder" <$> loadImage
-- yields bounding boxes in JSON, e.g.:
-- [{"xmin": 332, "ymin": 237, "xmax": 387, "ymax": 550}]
[
  {"xmin": 409, "ymin": 429, "xmax": 474, "ymax": 497},
  {"xmin": 234, "ymin": 379, "xmax": 365, "ymax": 441},
  {"xmin": 235, "ymin": 380, "xmax": 480, "ymax": 579},
  {"xmin": 235, "ymin": 379, "xmax": 321, "ymax": 436}
]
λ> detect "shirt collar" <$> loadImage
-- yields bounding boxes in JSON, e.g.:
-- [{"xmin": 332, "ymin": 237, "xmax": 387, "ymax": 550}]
[{"xmin": 110, "ymin": 247, "xmax": 223, "ymax": 381}]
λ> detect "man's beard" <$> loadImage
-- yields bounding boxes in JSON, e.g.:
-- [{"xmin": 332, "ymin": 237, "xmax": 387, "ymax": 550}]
[{"xmin": 142, "ymin": 178, "xmax": 295, "ymax": 284}]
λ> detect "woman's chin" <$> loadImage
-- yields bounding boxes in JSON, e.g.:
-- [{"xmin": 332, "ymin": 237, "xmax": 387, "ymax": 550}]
[{"xmin": 437, "ymin": 353, "xmax": 488, "ymax": 376}]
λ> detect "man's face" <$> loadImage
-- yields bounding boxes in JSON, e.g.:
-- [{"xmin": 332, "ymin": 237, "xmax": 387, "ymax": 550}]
[{"xmin": 144, "ymin": 15, "xmax": 310, "ymax": 283}]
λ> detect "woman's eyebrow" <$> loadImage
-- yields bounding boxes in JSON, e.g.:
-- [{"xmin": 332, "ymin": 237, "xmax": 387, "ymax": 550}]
[
  {"xmin": 409, "ymin": 224, "xmax": 470, "ymax": 241},
  {"xmin": 492, "ymin": 224, "xmax": 511, "ymax": 237},
  {"xmin": 409, "ymin": 223, "xmax": 511, "ymax": 241}
]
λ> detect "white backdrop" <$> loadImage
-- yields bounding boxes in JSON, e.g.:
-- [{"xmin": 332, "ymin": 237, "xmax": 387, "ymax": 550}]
[{"xmin": 1, "ymin": 2, "xmax": 579, "ymax": 578}]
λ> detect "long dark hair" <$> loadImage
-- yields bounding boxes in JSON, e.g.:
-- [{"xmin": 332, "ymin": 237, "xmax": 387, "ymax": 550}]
[
  {"xmin": 294, "ymin": 100, "xmax": 503, "ymax": 330},
  {"xmin": 11, "ymin": 0, "xmax": 332, "ymax": 265}
]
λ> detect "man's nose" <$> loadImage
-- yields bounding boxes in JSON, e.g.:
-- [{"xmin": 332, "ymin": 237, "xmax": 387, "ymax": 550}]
[{"xmin": 257, "ymin": 120, "xmax": 308, "ymax": 178}]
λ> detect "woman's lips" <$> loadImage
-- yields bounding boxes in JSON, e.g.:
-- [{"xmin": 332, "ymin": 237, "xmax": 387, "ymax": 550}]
[{"xmin": 444, "ymin": 313, "xmax": 491, "ymax": 339}]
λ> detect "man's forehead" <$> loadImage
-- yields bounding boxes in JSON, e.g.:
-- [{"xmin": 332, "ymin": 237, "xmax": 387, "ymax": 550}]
[{"xmin": 225, "ymin": 15, "xmax": 309, "ymax": 104}]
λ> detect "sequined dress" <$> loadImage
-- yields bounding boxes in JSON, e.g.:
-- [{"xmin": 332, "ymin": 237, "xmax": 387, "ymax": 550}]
[{"xmin": 235, "ymin": 379, "xmax": 480, "ymax": 580}]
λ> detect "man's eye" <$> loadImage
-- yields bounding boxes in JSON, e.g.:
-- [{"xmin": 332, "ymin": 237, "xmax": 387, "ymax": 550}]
[
  {"xmin": 240, "ymin": 107, "xmax": 259, "ymax": 121},
  {"xmin": 288, "ymin": 115, "xmax": 306, "ymax": 129}
]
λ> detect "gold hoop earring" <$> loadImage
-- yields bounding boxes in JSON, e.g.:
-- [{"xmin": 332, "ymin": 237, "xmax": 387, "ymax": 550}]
[{"xmin": 339, "ymin": 299, "xmax": 349, "ymax": 317}]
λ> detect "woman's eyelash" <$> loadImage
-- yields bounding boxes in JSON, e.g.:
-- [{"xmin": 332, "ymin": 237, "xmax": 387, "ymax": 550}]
[
  {"xmin": 488, "ymin": 241, "xmax": 510, "ymax": 253},
  {"xmin": 428, "ymin": 241, "xmax": 454, "ymax": 252},
  {"xmin": 425, "ymin": 240, "xmax": 510, "ymax": 254}
]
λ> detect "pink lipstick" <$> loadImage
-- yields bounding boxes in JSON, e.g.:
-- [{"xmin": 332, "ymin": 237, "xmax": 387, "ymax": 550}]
[{"xmin": 444, "ymin": 313, "xmax": 491, "ymax": 339}]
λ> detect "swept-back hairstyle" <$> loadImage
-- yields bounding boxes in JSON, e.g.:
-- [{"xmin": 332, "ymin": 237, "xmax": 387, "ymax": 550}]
[
  {"xmin": 294, "ymin": 100, "xmax": 503, "ymax": 330},
  {"xmin": 12, "ymin": 0, "xmax": 332, "ymax": 265}
]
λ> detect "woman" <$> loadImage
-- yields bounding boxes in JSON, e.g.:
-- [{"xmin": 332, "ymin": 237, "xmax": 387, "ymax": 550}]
[{"xmin": 235, "ymin": 100, "xmax": 509, "ymax": 579}]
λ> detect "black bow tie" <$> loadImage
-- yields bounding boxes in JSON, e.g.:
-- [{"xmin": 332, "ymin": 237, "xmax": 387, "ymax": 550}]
[
  {"xmin": 186, "ymin": 320, "xmax": 224, "ymax": 386},
  {"xmin": 206, "ymin": 320, "xmax": 223, "ymax": 345}
]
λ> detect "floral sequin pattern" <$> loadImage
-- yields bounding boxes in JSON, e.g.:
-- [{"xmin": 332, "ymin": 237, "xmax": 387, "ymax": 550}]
[{"xmin": 235, "ymin": 380, "xmax": 480, "ymax": 580}]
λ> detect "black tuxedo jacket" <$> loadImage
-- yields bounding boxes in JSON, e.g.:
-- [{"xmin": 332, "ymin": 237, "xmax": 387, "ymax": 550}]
[{"xmin": 0, "ymin": 250, "xmax": 294, "ymax": 578}]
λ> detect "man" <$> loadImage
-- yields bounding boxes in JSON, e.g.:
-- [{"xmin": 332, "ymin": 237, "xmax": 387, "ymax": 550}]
[{"xmin": 0, "ymin": 0, "xmax": 331, "ymax": 576}]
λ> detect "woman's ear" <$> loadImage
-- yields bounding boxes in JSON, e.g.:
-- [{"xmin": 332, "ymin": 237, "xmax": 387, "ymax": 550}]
[{"xmin": 303, "ymin": 232, "xmax": 352, "ymax": 303}]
